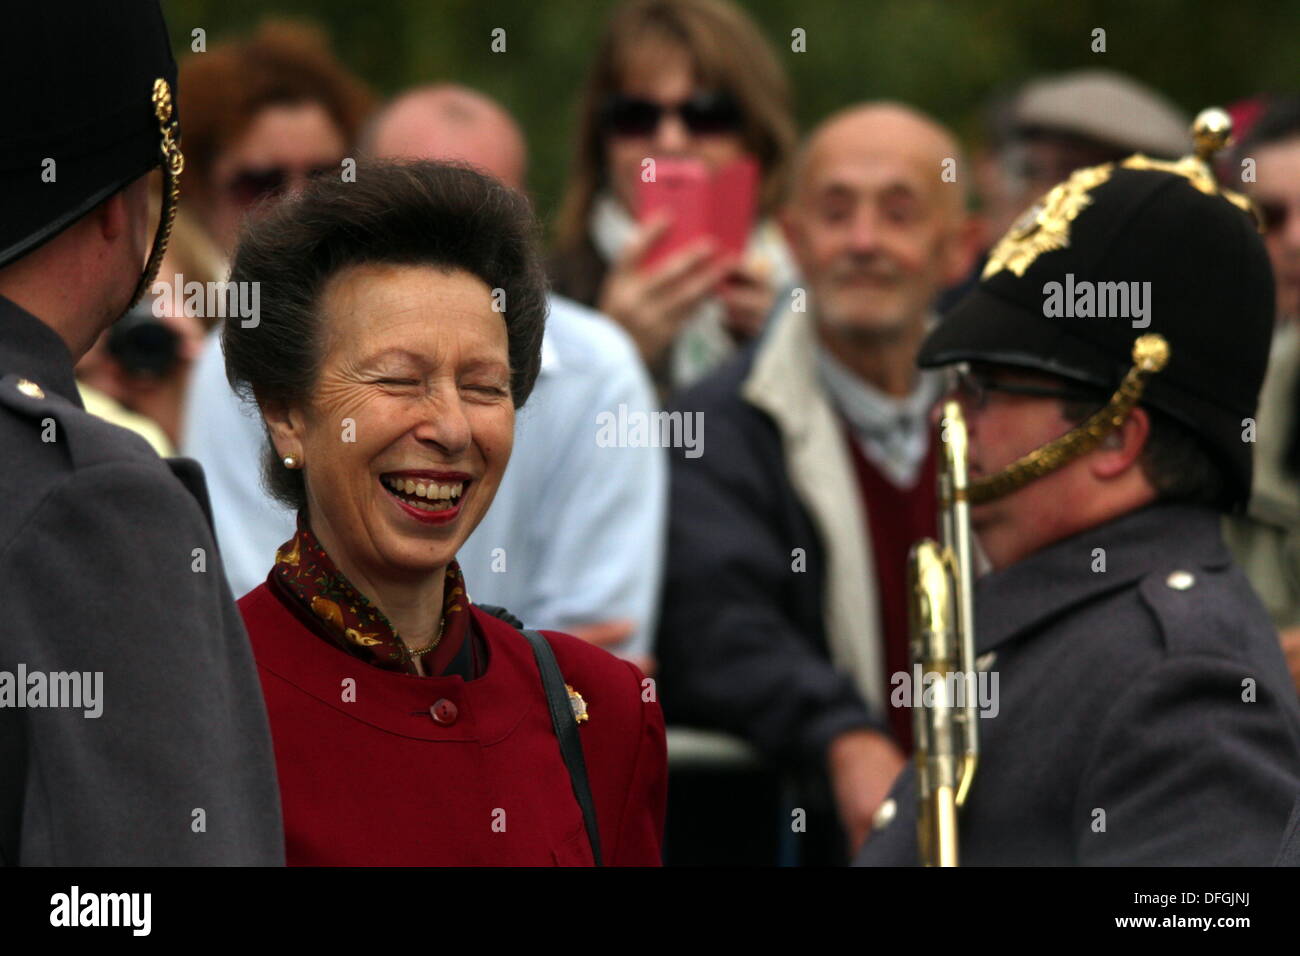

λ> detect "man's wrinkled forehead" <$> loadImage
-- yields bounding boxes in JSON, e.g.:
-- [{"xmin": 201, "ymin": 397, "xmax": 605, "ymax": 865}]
[
  {"xmin": 794, "ymin": 106, "xmax": 965, "ymax": 210},
  {"xmin": 804, "ymin": 149, "xmax": 937, "ymax": 204}
]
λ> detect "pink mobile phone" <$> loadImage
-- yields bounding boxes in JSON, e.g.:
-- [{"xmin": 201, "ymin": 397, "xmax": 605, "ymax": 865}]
[
  {"xmin": 709, "ymin": 156, "xmax": 759, "ymax": 260},
  {"xmin": 636, "ymin": 156, "xmax": 760, "ymax": 271},
  {"xmin": 638, "ymin": 157, "xmax": 712, "ymax": 269}
]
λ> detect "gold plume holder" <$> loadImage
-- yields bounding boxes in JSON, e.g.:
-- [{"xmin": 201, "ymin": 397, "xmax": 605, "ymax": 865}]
[{"xmin": 968, "ymin": 334, "xmax": 1171, "ymax": 505}]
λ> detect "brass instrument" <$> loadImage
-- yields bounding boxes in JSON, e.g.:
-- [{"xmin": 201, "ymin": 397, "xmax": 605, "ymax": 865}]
[{"xmin": 907, "ymin": 399, "xmax": 979, "ymax": 866}]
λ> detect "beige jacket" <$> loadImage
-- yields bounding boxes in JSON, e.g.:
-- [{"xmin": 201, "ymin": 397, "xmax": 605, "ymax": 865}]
[{"xmin": 740, "ymin": 305, "xmax": 888, "ymax": 715}]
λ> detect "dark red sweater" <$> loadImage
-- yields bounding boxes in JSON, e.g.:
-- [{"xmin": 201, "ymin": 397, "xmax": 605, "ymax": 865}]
[
  {"xmin": 239, "ymin": 582, "xmax": 667, "ymax": 865},
  {"xmin": 842, "ymin": 427, "xmax": 938, "ymax": 753}
]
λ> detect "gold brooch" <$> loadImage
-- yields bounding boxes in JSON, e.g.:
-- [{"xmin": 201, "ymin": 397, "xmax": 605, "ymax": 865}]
[
  {"xmin": 566, "ymin": 684, "xmax": 589, "ymax": 724},
  {"xmin": 16, "ymin": 379, "xmax": 45, "ymax": 399},
  {"xmin": 983, "ymin": 162, "xmax": 1115, "ymax": 280}
]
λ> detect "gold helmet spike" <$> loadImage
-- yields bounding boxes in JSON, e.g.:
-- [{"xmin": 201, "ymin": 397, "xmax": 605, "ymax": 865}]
[
  {"xmin": 1122, "ymin": 106, "xmax": 1261, "ymax": 228},
  {"xmin": 1191, "ymin": 106, "xmax": 1234, "ymax": 161}
]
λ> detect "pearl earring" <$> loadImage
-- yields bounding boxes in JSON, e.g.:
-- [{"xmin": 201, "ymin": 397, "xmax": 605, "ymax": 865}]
[{"xmin": 283, "ymin": 455, "xmax": 300, "ymax": 469}]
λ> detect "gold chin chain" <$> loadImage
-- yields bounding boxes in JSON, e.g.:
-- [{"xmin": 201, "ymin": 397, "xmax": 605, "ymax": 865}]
[
  {"xmin": 127, "ymin": 77, "xmax": 185, "ymax": 310},
  {"xmin": 967, "ymin": 334, "xmax": 1171, "ymax": 506}
]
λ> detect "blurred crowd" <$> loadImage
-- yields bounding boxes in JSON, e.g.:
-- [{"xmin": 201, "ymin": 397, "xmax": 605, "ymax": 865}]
[{"xmin": 80, "ymin": 0, "xmax": 1300, "ymax": 864}]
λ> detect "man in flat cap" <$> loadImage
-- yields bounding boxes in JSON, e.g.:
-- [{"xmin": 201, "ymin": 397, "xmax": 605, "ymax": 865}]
[
  {"xmin": 0, "ymin": 2, "xmax": 282, "ymax": 864},
  {"xmin": 991, "ymin": 70, "xmax": 1189, "ymax": 237},
  {"xmin": 949, "ymin": 70, "xmax": 1190, "ymax": 314},
  {"xmin": 855, "ymin": 116, "xmax": 1300, "ymax": 865}
]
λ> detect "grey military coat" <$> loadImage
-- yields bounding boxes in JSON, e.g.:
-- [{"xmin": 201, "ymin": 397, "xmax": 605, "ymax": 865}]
[
  {"xmin": 0, "ymin": 295, "xmax": 283, "ymax": 864},
  {"xmin": 855, "ymin": 502, "xmax": 1300, "ymax": 866}
]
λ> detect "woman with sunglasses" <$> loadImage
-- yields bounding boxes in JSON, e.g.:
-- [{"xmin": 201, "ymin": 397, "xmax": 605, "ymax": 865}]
[
  {"xmin": 551, "ymin": 0, "xmax": 799, "ymax": 392},
  {"xmin": 177, "ymin": 21, "xmax": 375, "ymax": 259}
]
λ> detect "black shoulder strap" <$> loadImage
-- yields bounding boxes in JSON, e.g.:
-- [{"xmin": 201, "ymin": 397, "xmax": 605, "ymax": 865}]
[
  {"xmin": 520, "ymin": 628, "xmax": 603, "ymax": 867},
  {"xmin": 476, "ymin": 604, "xmax": 602, "ymax": 865}
]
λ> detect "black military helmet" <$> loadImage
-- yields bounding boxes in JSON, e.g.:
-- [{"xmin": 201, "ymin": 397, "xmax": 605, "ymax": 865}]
[
  {"xmin": 920, "ymin": 109, "xmax": 1274, "ymax": 510},
  {"xmin": 0, "ymin": 0, "xmax": 181, "ymax": 303}
]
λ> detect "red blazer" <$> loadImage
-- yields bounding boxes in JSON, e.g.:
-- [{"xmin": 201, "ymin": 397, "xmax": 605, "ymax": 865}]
[{"xmin": 239, "ymin": 583, "xmax": 667, "ymax": 865}]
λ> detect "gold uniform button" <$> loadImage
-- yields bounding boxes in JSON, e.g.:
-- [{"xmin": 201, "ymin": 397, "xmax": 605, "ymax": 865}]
[
  {"xmin": 1166, "ymin": 570, "xmax": 1196, "ymax": 591},
  {"xmin": 16, "ymin": 378, "xmax": 45, "ymax": 399},
  {"xmin": 872, "ymin": 797, "xmax": 897, "ymax": 831}
]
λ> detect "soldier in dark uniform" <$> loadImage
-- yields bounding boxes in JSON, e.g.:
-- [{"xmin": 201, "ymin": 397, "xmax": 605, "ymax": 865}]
[
  {"xmin": 0, "ymin": 2, "xmax": 282, "ymax": 863},
  {"xmin": 855, "ymin": 112, "xmax": 1300, "ymax": 866}
]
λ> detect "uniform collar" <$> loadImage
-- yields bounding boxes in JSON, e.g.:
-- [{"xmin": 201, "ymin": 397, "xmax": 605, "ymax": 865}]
[
  {"xmin": 975, "ymin": 502, "xmax": 1230, "ymax": 652},
  {"xmin": 0, "ymin": 294, "xmax": 83, "ymax": 407}
]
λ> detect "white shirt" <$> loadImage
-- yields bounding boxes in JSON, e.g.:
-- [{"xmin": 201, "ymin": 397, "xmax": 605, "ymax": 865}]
[{"xmin": 815, "ymin": 343, "xmax": 945, "ymax": 488}]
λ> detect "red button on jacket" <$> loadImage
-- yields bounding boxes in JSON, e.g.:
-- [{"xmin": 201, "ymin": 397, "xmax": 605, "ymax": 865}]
[{"xmin": 431, "ymin": 698, "xmax": 458, "ymax": 725}]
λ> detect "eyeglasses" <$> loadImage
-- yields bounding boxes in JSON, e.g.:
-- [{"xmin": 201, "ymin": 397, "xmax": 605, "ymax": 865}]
[
  {"xmin": 601, "ymin": 91, "xmax": 743, "ymax": 138},
  {"xmin": 224, "ymin": 164, "xmax": 338, "ymax": 207},
  {"xmin": 952, "ymin": 366, "xmax": 1105, "ymax": 412}
]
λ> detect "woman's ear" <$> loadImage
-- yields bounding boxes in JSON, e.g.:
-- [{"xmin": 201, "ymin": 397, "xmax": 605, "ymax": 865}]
[{"xmin": 260, "ymin": 396, "xmax": 307, "ymax": 463}]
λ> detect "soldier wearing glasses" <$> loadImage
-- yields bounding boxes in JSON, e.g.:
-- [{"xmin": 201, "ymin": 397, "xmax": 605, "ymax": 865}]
[{"xmin": 856, "ymin": 114, "xmax": 1300, "ymax": 866}]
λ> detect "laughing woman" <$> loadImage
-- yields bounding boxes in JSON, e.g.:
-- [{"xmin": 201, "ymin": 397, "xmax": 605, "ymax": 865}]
[{"xmin": 221, "ymin": 161, "xmax": 666, "ymax": 865}]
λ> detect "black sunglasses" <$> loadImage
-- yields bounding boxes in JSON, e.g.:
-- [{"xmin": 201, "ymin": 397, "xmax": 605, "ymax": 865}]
[
  {"xmin": 601, "ymin": 90, "xmax": 742, "ymax": 138},
  {"xmin": 953, "ymin": 367, "xmax": 1105, "ymax": 411},
  {"xmin": 225, "ymin": 165, "xmax": 338, "ymax": 207}
]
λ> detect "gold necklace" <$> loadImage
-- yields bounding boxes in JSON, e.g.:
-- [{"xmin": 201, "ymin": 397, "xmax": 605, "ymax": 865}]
[{"xmin": 407, "ymin": 617, "xmax": 447, "ymax": 659}]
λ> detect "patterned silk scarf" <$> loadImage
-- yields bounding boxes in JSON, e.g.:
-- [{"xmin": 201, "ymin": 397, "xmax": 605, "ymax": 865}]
[{"xmin": 272, "ymin": 513, "xmax": 471, "ymax": 675}]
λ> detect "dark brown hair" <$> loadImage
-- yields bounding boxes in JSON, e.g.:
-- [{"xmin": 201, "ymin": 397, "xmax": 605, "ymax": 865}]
[{"xmin": 223, "ymin": 160, "xmax": 549, "ymax": 511}]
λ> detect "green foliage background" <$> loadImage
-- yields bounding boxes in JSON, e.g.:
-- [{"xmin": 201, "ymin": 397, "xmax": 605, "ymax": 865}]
[{"xmin": 161, "ymin": 0, "xmax": 1300, "ymax": 227}]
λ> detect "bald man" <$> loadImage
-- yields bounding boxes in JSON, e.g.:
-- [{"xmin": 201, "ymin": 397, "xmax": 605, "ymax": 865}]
[
  {"xmin": 362, "ymin": 85, "xmax": 528, "ymax": 190},
  {"xmin": 656, "ymin": 103, "xmax": 978, "ymax": 864},
  {"xmin": 183, "ymin": 84, "xmax": 666, "ymax": 666}
]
